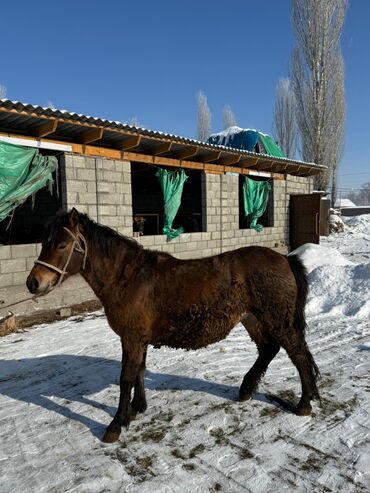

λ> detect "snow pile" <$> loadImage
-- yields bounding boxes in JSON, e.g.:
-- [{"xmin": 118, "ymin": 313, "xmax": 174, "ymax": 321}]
[
  {"xmin": 342, "ymin": 214, "xmax": 370, "ymax": 237},
  {"xmin": 306, "ymin": 262, "xmax": 370, "ymax": 317},
  {"xmin": 209, "ymin": 125, "xmax": 252, "ymax": 139},
  {"xmin": 291, "ymin": 243, "xmax": 353, "ymax": 273},
  {"xmin": 292, "ymin": 215, "xmax": 370, "ymax": 318}
]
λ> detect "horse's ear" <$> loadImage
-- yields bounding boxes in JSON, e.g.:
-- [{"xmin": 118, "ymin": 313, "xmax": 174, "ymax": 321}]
[{"xmin": 69, "ymin": 208, "xmax": 79, "ymax": 228}]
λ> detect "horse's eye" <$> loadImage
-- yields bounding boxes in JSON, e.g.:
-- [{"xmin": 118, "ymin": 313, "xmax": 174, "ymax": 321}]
[{"xmin": 58, "ymin": 243, "xmax": 68, "ymax": 250}]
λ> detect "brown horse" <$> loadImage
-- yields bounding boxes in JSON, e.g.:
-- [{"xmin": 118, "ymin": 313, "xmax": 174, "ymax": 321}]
[{"xmin": 26, "ymin": 208, "xmax": 320, "ymax": 443}]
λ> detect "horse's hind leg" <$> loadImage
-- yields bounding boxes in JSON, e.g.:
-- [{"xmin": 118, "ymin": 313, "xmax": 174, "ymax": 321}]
[
  {"xmin": 278, "ymin": 330, "xmax": 320, "ymax": 415},
  {"xmin": 131, "ymin": 350, "xmax": 147, "ymax": 415},
  {"xmin": 239, "ymin": 316, "xmax": 280, "ymax": 400}
]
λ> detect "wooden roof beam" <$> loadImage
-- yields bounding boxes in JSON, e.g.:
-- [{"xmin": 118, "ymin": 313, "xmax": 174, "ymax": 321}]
[
  {"xmin": 152, "ymin": 141, "xmax": 172, "ymax": 155},
  {"xmin": 218, "ymin": 154, "xmax": 241, "ymax": 166},
  {"xmin": 257, "ymin": 160, "xmax": 275, "ymax": 171},
  {"xmin": 175, "ymin": 145, "xmax": 199, "ymax": 160},
  {"xmin": 274, "ymin": 163, "xmax": 289, "ymax": 173},
  {"xmin": 202, "ymin": 150, "xmax": 222, "ymax": 163},
  {"xmin": 35, "ymin": 119, "xmax": 58, "ymax": 138},
  {"xmin": 117, "ymin": 135, "xmax": 142, "ymax": 150},
  {"xmin": 287, "ymin": 165, "xmax": 301, "ymax": 174},
  {"xmin": 81, "ymin": 127, "xmax": 104, "ymax": 144},
  {"xmin": 307, "ymin": 168, "xmax": 321, "ymax": 176},
  {"xmin": 239, "ymin": 156, "xmax": 260, "ymax": 168}
]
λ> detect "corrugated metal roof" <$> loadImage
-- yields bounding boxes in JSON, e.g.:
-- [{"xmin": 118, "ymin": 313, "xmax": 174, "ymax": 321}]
[{"xmin": 0, "ymin": 99, "xmax": 326, "ymax": 176}]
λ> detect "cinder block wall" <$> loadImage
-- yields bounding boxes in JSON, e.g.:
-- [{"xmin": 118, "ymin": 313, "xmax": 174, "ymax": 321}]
[
  {"xmin": 136, "ymin": 170, "xmax": 311, "ymax": 258},
  {"xmin": 0, "ymin": 244, "xmax": 42, "ymax": 288},
  {"xmin": 62, "ymin": 154, "xmax": 133, "ymax": 235},
  {"xmin": 0, "ymin": 153, "xmax": 311, "ymax": 287}
]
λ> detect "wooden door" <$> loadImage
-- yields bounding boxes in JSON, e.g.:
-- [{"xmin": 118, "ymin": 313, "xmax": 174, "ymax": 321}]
[
  {"xmin": 319, "ymin": 198, "xmax": 330, "ymax": 236},
  {"xmin": 290, "ymin": 194, "xmax": 321, "ymax": 251}
]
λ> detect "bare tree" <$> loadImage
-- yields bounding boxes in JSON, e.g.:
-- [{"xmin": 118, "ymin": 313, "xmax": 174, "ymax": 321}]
[
  {"xmin": 129, "ymin": 116, "xmax": 142, "ymax": 127},
  {"xmin": 222, "ymin": 105, "xmax": 237, "ymax": 130},
  {"xmin": 290, "ymin": 0, "xmax": 347, "ymax": 202},
  {"xmin": 197, "ymin": 90, "xmax": 212, "ymax": 141},
  {"xmin": 0, "ymin": 85, "xmax": 7, "ymax": 98},
  {"xmin": 347, "ymin": 183, "xmax": 370, "ymax": 206},
  {"xmin": 273, "ymin": 77, "xmax": 297, "ymax": 158}
]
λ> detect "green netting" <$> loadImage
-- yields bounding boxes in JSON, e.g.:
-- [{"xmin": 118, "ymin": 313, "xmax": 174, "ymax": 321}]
[
  {"xmin": 156, "ymin": 168, "xmax": 188, "ymax": 239},
  {"xmin": 258, "ymin": 133, "xmax": 286, "ymax": 158},
  {"xmin": 0, "ymin": 141, "xmax": 58, "ymax": 223},
  {"xmin": 242, "ymin": 176, "xmax": 271, "ymax": 232}
]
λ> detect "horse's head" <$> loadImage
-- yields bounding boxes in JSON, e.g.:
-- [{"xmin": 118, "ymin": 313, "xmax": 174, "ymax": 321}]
[{"xmin": 26, "ymin": 208, "xmax": 87, "ymax": 295}]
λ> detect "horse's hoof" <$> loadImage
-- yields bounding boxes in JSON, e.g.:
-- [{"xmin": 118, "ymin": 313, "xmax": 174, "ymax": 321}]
[
  {"xmin": 296, "ymin": 405, "xmax": 312, "ymax": 416},
  {"xmin": 239, "ymin": 390, "xmax": 252, "ymax": 401},
  {"xmin": 103, "ymin": 429, "xmax": 121, "ymax": 443}
]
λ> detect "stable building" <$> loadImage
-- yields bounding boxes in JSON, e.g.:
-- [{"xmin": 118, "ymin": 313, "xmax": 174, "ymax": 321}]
[{"xmin": 0, "ymin": 99, "xmax": 326, "ymax": 291}]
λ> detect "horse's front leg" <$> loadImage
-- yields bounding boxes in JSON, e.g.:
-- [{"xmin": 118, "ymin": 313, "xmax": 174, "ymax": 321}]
[
  {"xmin": 131, "ymin": 349, "xmax": 147, "ymax": 416},
  {"xmin": 103, "ymin": 347, "xmax": 144, "ymax": 443}
]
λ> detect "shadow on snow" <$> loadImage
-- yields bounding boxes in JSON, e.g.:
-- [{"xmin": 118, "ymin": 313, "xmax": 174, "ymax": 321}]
[{"xmin": 0, "ymin": 354, "xmax": 292, "ymax": 439}]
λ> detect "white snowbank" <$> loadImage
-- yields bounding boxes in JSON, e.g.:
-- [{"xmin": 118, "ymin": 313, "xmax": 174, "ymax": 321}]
[
  {"xmin": 291, "ymin": 241, "xmax": 370, "ymax": 318},
  {"xmin": 290, "ymin": 243, "xmax": 353, "ymax": 273},
  {"xmin": 306, "ymin": 262, "xmax": 370, "ymax": 317},
  {"xmin": 342, "ymin": 214, "xmax": 370, "ymax": 237}
]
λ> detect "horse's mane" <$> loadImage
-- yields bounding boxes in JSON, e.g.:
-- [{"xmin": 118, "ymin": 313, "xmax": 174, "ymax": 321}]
[{"xmin": 44, "ymin": 211, "xmax": 142, "ymax": 258}]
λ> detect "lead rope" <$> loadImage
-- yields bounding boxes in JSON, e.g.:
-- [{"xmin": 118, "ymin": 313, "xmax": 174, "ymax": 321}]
[{"xmin": 0, "ymin": 295, "xmax": 40, "ymax": 311}]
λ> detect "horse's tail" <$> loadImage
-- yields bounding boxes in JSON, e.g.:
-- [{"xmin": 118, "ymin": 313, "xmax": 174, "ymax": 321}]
[
  {"xmin": 287, "ymin": 254, "xmax": 308, "ymax": 334},
  {"xmin": 287, "ymin": 254, "xmax": 321, "ymax": 394}
]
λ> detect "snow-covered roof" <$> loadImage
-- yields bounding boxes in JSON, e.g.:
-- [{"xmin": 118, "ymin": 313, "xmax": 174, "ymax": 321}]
[{"xmin": 335, "ymin": 198, "xmax": 356, "ymax": 208}]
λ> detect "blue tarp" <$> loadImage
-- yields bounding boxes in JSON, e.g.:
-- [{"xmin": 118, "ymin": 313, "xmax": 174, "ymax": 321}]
[
  {"xmin": 207, "ymin": 126, "xmax": 286, "ymax": 158},
  {"xmin": 207, "ymin": 127, "xmax": 259, "ymax": 152}
]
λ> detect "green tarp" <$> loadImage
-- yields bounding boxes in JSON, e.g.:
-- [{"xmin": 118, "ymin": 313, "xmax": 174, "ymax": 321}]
[
  {"xmin": 242, "ymin": 176, "xmax": 271, "ymax": 232},
  {"xmin": 0, "ymin": 140, "xmax": 58, "ymax": 222},
  {"xmin": 258, "ymin": 133, "xmax": 286, "ymax": 158},
  {"xmin": 156, "ymin": 168, "xmax": 188, "ymax": 239}
]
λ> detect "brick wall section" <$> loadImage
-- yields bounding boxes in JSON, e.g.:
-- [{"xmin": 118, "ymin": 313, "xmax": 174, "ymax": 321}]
[{"xmin": 0, "ymin": 153, "xmax": 312, "ymax": 287}]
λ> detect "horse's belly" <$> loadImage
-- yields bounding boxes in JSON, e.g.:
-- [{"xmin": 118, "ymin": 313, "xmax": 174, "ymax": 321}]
[{"xmin": 153, "ymin": 315, "xmax": 238, "ymax": 350}]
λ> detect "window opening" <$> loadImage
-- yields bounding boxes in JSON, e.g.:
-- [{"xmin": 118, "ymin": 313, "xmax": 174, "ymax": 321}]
[
  {"xmin": 131, "ymin": 162, "xmax": 204, "ymax": 236},
  {"xmin": 0, "ymin": 150, "xmax": 64, "ymax": 245},
  {"xmin": 239, "ymin": 174, "xmax": 274, "ymax": 230}
]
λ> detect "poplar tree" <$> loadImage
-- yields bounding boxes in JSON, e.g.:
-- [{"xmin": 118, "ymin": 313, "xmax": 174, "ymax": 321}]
[
  {"xmin": 290, "ymin": 0, "xmax": 347, "ymax": 200},
  {"xmin": 273, "ymin": 77, "xmax": 297, "ymax": 159},
  {"xmin": 222, "ymin": 105, "xmax": 237, "ymax": 130},
  {"xmin": 197, "ymin": 91, "xmax": 212, "ymax": 141}
]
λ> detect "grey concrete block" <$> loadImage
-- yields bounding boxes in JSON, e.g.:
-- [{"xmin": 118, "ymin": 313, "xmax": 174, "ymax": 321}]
[
  {"xmin": 1, "ymin": 258, "xmax": 27, "ymax": 274},
  {"xmin": 78, "ymin": 192, "xmax": 96, "ymax": 205},
  {"xmin": 0, "ymin": 246, "xmax": 11, "ymax": 260},
  {"xmin": 99, "ymin": 205, "xmax": 117, "ymax": 216},
  {"xmin": 12, "ymin": 271, "xmax": 28, "ymax": 286},
  {"xmin": 76, "ymin": 169, "xmax": 96, "ymax": 181},
  {"xmin": 0, "ymin": 273, "xmax": 13, "ymax": 288}
]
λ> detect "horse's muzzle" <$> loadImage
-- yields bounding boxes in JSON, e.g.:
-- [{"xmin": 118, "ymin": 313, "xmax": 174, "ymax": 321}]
[
  {"xmin": 26, "ymin": 275, "xmax": 39, "ymax": 294},
  {"xmin": 26, "ymin": 274, "xmax": 53, "ymax": 295}
]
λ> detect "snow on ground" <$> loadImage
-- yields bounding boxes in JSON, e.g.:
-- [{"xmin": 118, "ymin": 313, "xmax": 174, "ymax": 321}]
[{"xmin": 1, "ymin": 217, "xmax": 370, "ymax": 492}]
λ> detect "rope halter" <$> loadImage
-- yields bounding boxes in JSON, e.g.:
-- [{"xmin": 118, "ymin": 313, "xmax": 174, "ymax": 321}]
[{"xmin": 34, "ymin": 227, "xmax": 88, "ymax": 288}]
